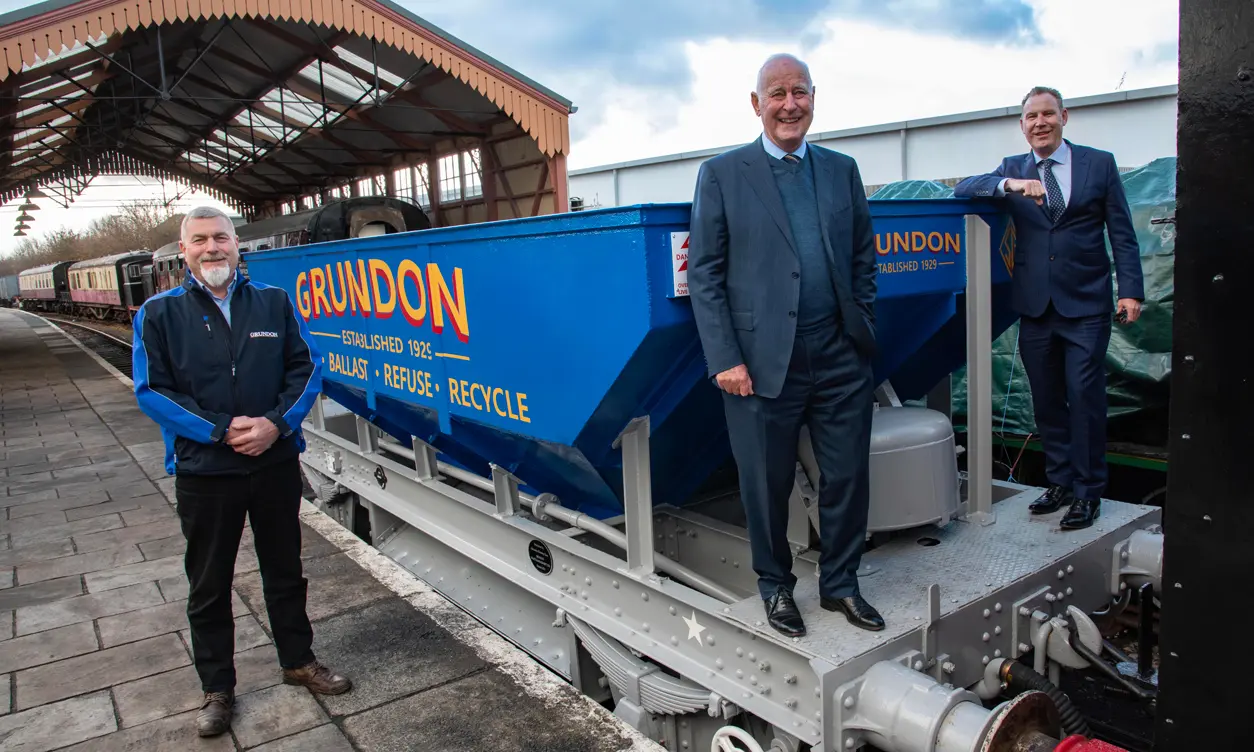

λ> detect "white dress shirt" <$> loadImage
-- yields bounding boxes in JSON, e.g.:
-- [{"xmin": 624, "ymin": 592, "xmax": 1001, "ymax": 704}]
[
  {"xmin": 996, "ymin": 140, "xmax": 1073, "ymax": 210},
  {"xmin": 760, "ymin": 133, "xmax": 808, "ymax": 162}
]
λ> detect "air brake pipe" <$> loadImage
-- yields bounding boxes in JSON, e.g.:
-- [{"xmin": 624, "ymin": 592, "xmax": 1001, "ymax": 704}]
[{"xmin": 375, "ymin": 439, "xmax": 740, "ymax": 604}]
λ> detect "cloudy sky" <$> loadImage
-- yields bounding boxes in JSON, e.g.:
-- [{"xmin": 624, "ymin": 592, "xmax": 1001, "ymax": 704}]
[{"xmin": 0, "ymin": 0, "xmax": 1179, "ymax": 255}]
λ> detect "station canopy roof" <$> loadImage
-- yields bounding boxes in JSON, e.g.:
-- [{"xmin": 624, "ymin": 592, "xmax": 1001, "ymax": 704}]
[{"xmin": 0, "ymin": 0, "xmax": 574, "ymax": 216}]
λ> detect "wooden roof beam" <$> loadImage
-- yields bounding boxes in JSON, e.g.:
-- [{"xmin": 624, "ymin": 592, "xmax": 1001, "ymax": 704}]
[{"xmin": 2, "ymin": 35, "xmax": 127, "ymax": 91}]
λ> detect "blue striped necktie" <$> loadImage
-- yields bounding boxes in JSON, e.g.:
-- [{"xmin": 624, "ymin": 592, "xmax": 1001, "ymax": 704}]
[{"xmin": 782, "ymin": 153, "xmax": 801, "ymax": 164}]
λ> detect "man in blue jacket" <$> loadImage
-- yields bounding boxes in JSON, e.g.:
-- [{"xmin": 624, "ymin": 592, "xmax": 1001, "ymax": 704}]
[
  {"xmin": 954, "ymin": 86, "xmax": 1144, "ymax": 531},
  {"xmin": 133, "ymin": 206, "xmax": 350, "ymax": 738}
]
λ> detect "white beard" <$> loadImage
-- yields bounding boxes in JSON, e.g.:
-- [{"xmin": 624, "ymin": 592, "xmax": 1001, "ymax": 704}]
[{"xmin": 201, "ymin": 263, "xmax": 233, "ymax": 289}]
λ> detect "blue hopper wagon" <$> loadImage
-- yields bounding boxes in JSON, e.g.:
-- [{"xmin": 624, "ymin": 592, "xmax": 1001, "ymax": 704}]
[{"xmin": 244, "ymin": 200, "xmax": 1161, "ymax": 752}]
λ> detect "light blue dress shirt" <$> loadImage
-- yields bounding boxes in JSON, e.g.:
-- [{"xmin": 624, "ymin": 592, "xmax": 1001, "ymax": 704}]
[
  {"xmin": 761, "ymin": 133, "xmax": 808, "ymax": 162},
  {"xmin": 996, "ymin": 140, "xmax": 1072, "ymax": 209},
  {"xmin": 193, "ymin": 269, "xmax": 239, "ymax": 328}
]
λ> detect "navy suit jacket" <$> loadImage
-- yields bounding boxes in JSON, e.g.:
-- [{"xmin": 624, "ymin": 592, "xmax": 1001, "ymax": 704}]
[
  {"xmin": 953, "ymin": 141, "xmax": 1144, "ymax": 318},
  {"xmin": 687, "ymin": 138, "xmax": 877, "ymax": 399}
]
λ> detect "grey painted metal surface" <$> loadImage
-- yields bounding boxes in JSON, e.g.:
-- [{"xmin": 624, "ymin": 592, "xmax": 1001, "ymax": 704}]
[
  {"xmin": 299, "ymin": 417, "xmax": 1160, "ymax": 749},
  {"xmin": 964, "ymin": 214, "xmax": 995, "ymax": 526}
]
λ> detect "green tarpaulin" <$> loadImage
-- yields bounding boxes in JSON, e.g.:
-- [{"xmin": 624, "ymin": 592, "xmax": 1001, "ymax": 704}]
[{"xmin": 871, "ymin": 157, "xmax": 1176, "ymax": 444}]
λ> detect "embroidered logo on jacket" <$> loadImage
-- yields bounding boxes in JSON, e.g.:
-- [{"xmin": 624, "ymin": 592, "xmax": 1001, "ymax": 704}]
[{"xmin": 249, "ymin": 331, "xmax": 279, "ymax": 338}]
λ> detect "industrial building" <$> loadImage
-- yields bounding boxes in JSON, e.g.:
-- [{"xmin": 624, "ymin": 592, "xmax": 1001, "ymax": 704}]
[{"xmin": 568, "ymin": 85, "xmax": 1177, "ymax": 208}]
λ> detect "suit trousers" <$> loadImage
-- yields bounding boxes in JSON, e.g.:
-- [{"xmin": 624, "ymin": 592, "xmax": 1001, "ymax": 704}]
[
  {"xmin": 1018, "ymin": 304, "xmax": 1112, "ymax": 500},
  {"xmin": 723, "ymin": 324, "xmax": 874, "ymax": 600},
  {"xmin": 175, "ymin": 456, "xmax": 315, "ymax": 692}
]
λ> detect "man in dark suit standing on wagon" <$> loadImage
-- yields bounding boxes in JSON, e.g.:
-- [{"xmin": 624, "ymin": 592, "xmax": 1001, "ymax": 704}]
[
  {"xmin": 687, "ymin": 54, "xmax": 882, "ymax": 638},
  {"xmin": 954, "ymin": 86, "xmax": 1145, "ymax": 530}
]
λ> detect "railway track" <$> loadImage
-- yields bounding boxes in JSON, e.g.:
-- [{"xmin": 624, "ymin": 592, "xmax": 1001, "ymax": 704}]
[{"xmin": 44, "ymin": 315, "xmax": 135, "ymax": 380}]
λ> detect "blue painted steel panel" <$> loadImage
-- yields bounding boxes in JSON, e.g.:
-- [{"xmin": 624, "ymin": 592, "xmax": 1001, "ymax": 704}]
[{"xmin": 244, "ymin": 199, "xmax": 1015, "ymax": 519}]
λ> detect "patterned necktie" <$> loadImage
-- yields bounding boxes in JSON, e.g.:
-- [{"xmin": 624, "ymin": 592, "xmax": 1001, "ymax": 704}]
[
  {"xmin": 782, "ymin": 153, "xmax": 801, "ymax": 164},
  {"xmin": 1040, "ymin": 158, "xmax": 1065, "ymax": 223}
]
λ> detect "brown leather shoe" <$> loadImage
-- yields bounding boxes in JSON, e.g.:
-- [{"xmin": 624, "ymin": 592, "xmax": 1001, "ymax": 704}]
[
  {"xmin": 282, "ymin": 660, "xmax": 352, "ymax": 695},
  {"xmin": 196, "ymin": 691, "xmax": 233, "ymax": 737}
]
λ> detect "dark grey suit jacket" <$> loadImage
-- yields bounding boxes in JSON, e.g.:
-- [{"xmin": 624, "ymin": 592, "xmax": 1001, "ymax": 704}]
[{"xmin": 687, "ymin": 137, "xmax": 878, "ymax": 399}]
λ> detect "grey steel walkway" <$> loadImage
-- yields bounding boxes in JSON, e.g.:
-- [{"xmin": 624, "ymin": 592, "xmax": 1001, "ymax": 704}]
[{"xmin": 0, "ymin": 308, "xmax": 653, "ymax": 752}]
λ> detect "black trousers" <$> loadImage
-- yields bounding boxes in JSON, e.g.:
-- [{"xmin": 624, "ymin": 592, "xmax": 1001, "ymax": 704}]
[
  {"xmin": 723, "ymin": 324, "xmax": 874, "ymax": 601},
  {"xmin": 1018, "ymin": 304, "xmax": 1112, "ymax": 500},
  {"xmin": 175, "ymin": 457, "xmax": 315, "ymax": 692}
]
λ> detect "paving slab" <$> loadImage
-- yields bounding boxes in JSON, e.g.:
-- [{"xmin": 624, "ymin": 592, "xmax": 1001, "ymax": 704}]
[
  {"xmin": 73, "ymin": 517, "xmax": 182, "ymax": 552},
  {"xmin": 14, "ymin": 632, "xmax": 190, "ymax": 710},
  {"xmin": 342, "ymin": 669, "xmax": 636, "ymax": 752},
  {"xmin": 0, "ymin": 575, "xmax": 83, "ymax": 611},
  {"xmin": 99, "ymin": 593, "xmax": 253, "ymax": 649},
  {"xmin": 138, "ymin": 534, "xmax": 184, "ymax": 561},
  {"xmin": 230, "ymin": 683, "xmax": 329, "ymax": 749},
  {"xmin": 235, "ymin": 551, "xmax": 392, "ymax": 624},
  {"xmin": 252, "ymin": 723, "xmax": 356, "ymax": 752},
  {"xmin": 9, "ymin": 514, "xmax": 125, "ymax": 548},
  {"xmin": 0, "ymin": 538, "xmax": 76, "ymax": 568},
  {"xmin": 308, "ymin": 597, "xmax": 487, "ymax": 717},
  {"xmin": 0, "ymin": 690, "xmax": 117, "ymax": 751},
  {"xmin": 16, "ymin": 544, "xmax": 144, "ymax": 585},
  {"xmin": 83, "ymin": 554, "xmax": 185, "ymax": 593},
  {"xmin": 58, "ymin": 709, "xmax": 236, "ymax": 751},
  {"xmin": 15, "ymin": 582, "xmax": 166, "ymax": 636},
  {"xmin": 6, "ymin": 490, "xmax": 113, "ymax": 518},
  {"xmin": 112, "ymin": 643, "xmax": 283, "ymax": 728},
  {"xmin": 0, "ymin": 621, "xmax": 99, "ymax": 674}
]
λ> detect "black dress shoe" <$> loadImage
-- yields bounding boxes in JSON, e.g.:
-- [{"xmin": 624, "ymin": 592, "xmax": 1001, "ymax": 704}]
[
  {"xmin": 820, "ymin": 593, "xmax": 885, "ymax": 632},
  {"xmin": 1029, "ymin": 484, "xmax": 1072, "ymax": 515},
  {"xmin": 1060, "ymin": 497, "xmax": 1100, "ymax": 530},
  {"xmin": 763, "ymin": 589, "xmax": 805, "ymax": 637}
]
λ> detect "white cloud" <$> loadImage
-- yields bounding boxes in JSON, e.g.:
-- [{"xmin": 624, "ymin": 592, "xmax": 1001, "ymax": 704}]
[
  {"xmin": 566, "ymin": 0, "xmax": 1179, "ymax": 169},
  {"xmin": 0, "ymin": 0, "xmax": 1179, "ymax": 256}
]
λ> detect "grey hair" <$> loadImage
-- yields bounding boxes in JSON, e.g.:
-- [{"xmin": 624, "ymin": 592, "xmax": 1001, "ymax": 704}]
[
  {"xmin": 180, "ymin": 206, "xmax": 235, "ymax": 238},
  {"xmin": 756, "ymin": 53, "xmax": 812, "ymax": 95},
  {"xmin": 1021, "ymin": 86, "xmax": 1064, "ymax": 112}
]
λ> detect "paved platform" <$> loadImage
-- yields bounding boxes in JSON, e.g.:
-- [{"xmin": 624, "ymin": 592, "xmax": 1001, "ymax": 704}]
[{"xmin": 0, "ymin": 309, "xmax": 654, "ymax": 752}]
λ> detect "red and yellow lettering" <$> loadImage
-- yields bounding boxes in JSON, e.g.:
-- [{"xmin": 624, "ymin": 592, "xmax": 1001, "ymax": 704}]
[
  {"xmin": 310, "ymin": 267, "xmax": 332, "ymax": 318},
  {"xmin": 875, "ymin": 234, "xmax": 891, "ymax": 256},
  {"xmin": 344, "ymin": 260, "xmax": 372, "ymax": 316},
  {"xmin": 428, "ymin": 264, "xmax": 469, "ymax": 343},
  {"xmin": 397, "ymin": 259, "xmax": 428, "ymax": 328},
  {"xmin": 326, "ymin": 263, "xmax": 348, "ymax": 316},
  {"xmin": 369, "ymin": 259, "xmax": 396, "ymax": 319},
  {"xmin": 295, "ymin": 272, "xmax": 311, "ymax": 320}
]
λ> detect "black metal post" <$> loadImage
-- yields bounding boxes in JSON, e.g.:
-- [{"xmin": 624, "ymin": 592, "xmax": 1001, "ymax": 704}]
[
  {"xmin": 1155, "ymin": 0, "xmax": 1254, "ymax": 749},
  {"xmin": 1136, "ymin": 582, "xmax": 1154, "ymax": 680}
]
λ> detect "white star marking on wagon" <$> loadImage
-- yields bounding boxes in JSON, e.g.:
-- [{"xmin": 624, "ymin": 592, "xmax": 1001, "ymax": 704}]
[{"xmin": 684, "ymin": 611, "xmax": 706, "ymax": 643}]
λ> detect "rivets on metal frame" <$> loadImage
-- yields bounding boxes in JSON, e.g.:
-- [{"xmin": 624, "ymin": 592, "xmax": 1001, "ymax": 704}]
[{"xmin": 641, "ymin": 592, "xmax": 649, "ymax": 601}]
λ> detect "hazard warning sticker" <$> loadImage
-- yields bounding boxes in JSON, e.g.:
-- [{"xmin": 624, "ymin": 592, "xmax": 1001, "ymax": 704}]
[{"xmin": 670, "ymin": 231, "xmax": 690, "ymax": 297}]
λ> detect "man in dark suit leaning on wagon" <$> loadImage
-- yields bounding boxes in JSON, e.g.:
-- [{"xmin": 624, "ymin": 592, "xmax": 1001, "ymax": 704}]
[
  {"xmin": 132, "ymin": 206, "xmax": 351, "ymax": 738},
  {"xmin": 687, "ymin": 54, "xmax": 882, "ymax": 638},
  {"xmin": 954, "ymin": 86, "xmax": 1145, "ymax": 531}
]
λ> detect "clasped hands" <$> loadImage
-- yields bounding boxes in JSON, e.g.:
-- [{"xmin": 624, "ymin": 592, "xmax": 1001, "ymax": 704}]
[{"xmin": 225, "ymin": 416, "xmax": 280, "ymax": 456}]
